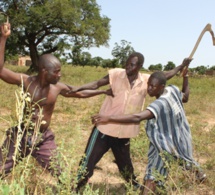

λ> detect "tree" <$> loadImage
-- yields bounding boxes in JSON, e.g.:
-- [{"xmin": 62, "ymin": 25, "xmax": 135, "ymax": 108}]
[
  {"xmin": 111, "ymin": 40, "xmax": 135, "ymax": 67},
  {"xmin": 101, "ymin": 59, "xmax": 113, "ymax": 68},
  {"xmin": 148, "ymin": 64, "xmax": 163, "ymax": 71},
  {"xmin": 79, "ymin": 52, "xmax": 92, "ymax": 66},
  {"xmin": 194, "ymin": 65, "xmax": 207, "ymax": 75},
  {"xmin": 0, "ymin": 0, "xmax": 110, "ymax": 70},
  {"xmin": 209, "ymin": 65, "xmax": 215, "ymax": 70},
  {"xmin": 90, "ymin": 56, "xmax": 103, "ymax": 67},
  {"xmin": 70, "ymin": 40, "xmax": 83, "ymax": 65},
  {"xmin": 163, "ymin": 61, "xmax": 175, "ymax": 71}
]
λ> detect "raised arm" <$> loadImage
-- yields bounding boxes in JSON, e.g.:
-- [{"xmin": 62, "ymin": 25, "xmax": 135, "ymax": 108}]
[
  {"xmin": 0, "ymin": 23, "xmax": 10, "ymax": 72},
  {"xmin": 181, "ymin": 69, "xmax": 189, "ymax": 103},
  {"xmin": 164, "ymin": 58, "xmax": 192, "ymax": 80},
  {"xmin": 92, "ymin": 109, "xmax": 154, "ymax": 124},
  {"xmin": 0, "ymin": 23, "xmax": 28, "ymax": 85}
]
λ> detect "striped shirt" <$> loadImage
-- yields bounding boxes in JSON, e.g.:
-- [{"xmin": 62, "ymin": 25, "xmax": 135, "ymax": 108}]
[{"xmin": 146, "ymin": 85, "xmax": 196, "ymax": 165}]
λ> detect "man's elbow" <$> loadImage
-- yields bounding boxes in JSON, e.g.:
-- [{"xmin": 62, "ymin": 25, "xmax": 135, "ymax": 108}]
[
  {"xmin": 133, "ymin": 116, "xmax": 142, "ymax": 123},
  {"xmin": 164, "ymin": 72, "xmax": 173, "ymax": 80},
  {"xmin": 77, "ymin": 92, "xmax": 93, "ymax": 98},
  {"xmin": 0, "ymin": 69, "xmax": 3, "ymax": 77},
  {"xmin": 182, "ymin": 96, "xmax": 189, "ymax": 103}
]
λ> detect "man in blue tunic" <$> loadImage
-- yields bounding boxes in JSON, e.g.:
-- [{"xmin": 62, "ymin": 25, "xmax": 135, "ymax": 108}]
[{"xmin": 92, "ymin": 70, "xmax": 206, "ymax": 194}]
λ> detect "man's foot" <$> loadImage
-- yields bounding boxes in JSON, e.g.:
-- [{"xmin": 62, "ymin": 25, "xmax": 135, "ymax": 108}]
[
  {"xmin": 132, "ymin": 182, "xmax": 144, "ymax": 191},
  {"xmin": 195, "ymin": 170, "xmax": 207, "ymax": 183},
  {"xmin": 71, "ymin": 186, "xmax": 79, "ymax": 194}
]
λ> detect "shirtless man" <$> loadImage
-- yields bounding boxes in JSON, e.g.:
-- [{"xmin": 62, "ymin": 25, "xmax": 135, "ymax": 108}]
[{"xmin": 0, "ymin": 23, "xmax": 110, "ymax": 179}]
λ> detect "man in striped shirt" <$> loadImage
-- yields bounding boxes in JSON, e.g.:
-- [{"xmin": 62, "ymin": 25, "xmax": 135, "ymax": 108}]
[{"xmin": 92, "ymin": 71, "xmax": 206, "ymax": 194}]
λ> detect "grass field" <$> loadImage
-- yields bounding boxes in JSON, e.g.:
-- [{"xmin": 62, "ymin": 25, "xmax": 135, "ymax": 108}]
[{"xmin": 0, "ymin": 65, "xmax": 214, "ymax": 195}]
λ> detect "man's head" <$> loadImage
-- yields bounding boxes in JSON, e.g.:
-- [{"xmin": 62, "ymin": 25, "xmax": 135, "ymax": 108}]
[
  {"xmin": 38, "ymin": 54, "xmax": 61, "ymax": 84},
  {"xmin": 125, "ymin": 52, "xmax": 144, "ymax": 76},
  {"xmin": 147, "ymin": 71, "xmax": 166, "ymax": 98}
]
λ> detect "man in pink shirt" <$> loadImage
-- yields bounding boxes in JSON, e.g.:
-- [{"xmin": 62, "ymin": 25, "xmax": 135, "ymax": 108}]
[{"xmin": 73, "ymin": 52, "xmax": 191, "ymax": 192}]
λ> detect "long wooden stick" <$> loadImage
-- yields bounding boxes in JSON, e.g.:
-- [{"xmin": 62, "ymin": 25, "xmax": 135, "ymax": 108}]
[{"xmin": 181, "ymin": 23, "xmax": 215, "ymax": 76}]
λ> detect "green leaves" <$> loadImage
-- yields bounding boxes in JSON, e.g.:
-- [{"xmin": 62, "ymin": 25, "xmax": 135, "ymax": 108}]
[{"xmin": 2, "ymin": 0, "xmax": 110, "ymax": 70}]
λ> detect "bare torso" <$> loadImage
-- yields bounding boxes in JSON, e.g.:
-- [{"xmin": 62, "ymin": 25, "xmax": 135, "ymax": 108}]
[{"xmin": 24, "ymin": 76, "xmax": 60, "ymax": 132}]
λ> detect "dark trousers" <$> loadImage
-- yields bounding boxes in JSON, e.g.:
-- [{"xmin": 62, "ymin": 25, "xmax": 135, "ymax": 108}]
[
  {"xmin": 0, "ymin": 126, "xmax": 61, "ymax": 178},
  {"xmin": 77, "ymin": 127, "xmax": 137, "ymax": 189}
]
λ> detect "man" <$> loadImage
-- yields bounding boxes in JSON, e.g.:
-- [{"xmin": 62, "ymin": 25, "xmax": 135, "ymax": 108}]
[
  {"xmin": 0, "ymin": 23, "xmax": 110, "ymax": 180},
  {"xmin": 92, "ymin": 71, "xmax": 206, "ymax": 194},
  {"xmin": 72, "ymin": 51, "xmax": 192, "ymax": 191}
]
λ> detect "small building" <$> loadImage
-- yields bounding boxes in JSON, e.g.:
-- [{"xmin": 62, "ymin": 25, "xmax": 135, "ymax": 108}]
[
  {"xmin": 205, "ymin": 70, "xmax": 215, "ymax": 76},
  {"xmin": 18, "ymin": 56, "xmax": 31, "ymax": 66}
]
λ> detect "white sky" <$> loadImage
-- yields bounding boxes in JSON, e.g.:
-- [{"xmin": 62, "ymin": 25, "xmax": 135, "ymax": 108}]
[{"xmin": 87, "ymin": 0, "xmax": 215, "ymax": 68}]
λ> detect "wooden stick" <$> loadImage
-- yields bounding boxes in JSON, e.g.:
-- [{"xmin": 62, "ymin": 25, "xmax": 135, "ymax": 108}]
[
  {"xmin": 3, "ymin": 16, "xmax": 9, "ymax": 33},
  {"xmin": 181, "ymin": 23, "xmax": 215, "ymax": 76}
]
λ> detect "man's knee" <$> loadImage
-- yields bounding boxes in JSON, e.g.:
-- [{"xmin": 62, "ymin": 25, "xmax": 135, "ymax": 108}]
[{"xmin": 0, "ymin": 160, "xmax": 14, "ymax": 178}]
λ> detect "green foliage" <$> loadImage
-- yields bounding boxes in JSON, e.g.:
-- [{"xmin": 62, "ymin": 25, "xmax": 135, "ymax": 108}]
[
  {"xmin": 148, "ymin": 63, "xmax": 163, "ymax": 71},
  {"xmin": 189, "ymin": 65, "xmax": 208, "ymax": 75},
  {"xmin": 0, "ymin": 13, "xmax": 7, "ymax": 25},
  {"xmin": 1, "ymin": 0, "xmax": 110, "ymax": 68},
  {"xmin": 90, "ymin": 56, "xmax": 103, "ymax": 67},
  {"xmin": 209, "ymin": 65, "xmax": 215, "ymax": 70},
  {"xmin": 78, "ymin": 52, "xmax": 92, "ymax": 66},
  {"xmin": 163, "ymin": 61, "xmax": 176, "ymax": 71},
  {"xmin": 111, "ymin": 40, "xmax": 135, "ymax": 67}
]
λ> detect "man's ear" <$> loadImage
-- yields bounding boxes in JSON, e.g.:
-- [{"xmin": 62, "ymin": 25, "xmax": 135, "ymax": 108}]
[
  {"xmin": 42, "ymin": 68, "xmax": 47, "ymax": 73},
  {"xmin": 161, "ymin": 84, "xmax": 165, "ymax": 90}
]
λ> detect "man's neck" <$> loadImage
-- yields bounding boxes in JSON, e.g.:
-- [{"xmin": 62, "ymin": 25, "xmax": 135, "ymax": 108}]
[
  {"xmin": 127, "ymin": 73, "xmax": 138, "ymax": 88},
  {"xmin": 34, "ymin": 77, "xmax": 49, "ymax": 89}
]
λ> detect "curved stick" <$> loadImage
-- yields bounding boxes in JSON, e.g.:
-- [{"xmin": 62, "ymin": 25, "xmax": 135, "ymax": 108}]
[
  {"xmin": 0, "ymin": 12, "xmax": 9, "ymax": 33},
  {"xmin": 181, "ymin": 23, "xmax": 215, "ymax": 76}
]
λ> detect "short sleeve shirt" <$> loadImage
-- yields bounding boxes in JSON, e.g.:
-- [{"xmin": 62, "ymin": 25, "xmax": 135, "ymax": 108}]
[{"xmin": 97, "ymin": 68, "xmax": 150, "ymax": 138}]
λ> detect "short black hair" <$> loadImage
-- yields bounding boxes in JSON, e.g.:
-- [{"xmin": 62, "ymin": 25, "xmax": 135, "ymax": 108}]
[
  {"xmin": 150, "ymin": 71, "xmax": 166, "ymax": 85},
  {"xmin": 127, "ymin": 52, "xmax": 144, "ymax": 67}
]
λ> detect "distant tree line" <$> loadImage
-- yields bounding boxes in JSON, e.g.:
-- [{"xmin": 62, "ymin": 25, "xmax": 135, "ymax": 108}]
[
  {"xmin": 60, "ymin": 39, "xmax": 135, "ymax": 68},
  {"xmin": 148, "ymin": 62, "xmax": 215, "ymax": 75}
]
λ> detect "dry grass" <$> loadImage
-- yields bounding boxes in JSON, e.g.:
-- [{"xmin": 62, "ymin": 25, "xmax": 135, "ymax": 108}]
[{"xmin": 0, "ymin": 65, "xmax": 214, "ymax": 194}]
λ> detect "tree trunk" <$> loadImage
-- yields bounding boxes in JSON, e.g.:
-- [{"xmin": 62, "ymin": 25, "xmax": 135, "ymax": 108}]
[{"xmin": 28, "ymin": 42, "xmax": 39, "ymax": 72}]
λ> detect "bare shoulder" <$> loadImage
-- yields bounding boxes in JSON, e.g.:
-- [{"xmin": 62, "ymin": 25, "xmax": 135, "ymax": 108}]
[
  {"xmin": 54, "ymin": 82, "xmax": 72, "ymax": 97},
  {"xmin": 24, "ymin": 75, "xmax": 36, "ymax": 85},
  {"xmin": 55, "ymin": 81, "xmax": 71, "ymax": 92},
  {"xmin": 55, "ymin": 81, "xmax": 69, "ymax": 88}
]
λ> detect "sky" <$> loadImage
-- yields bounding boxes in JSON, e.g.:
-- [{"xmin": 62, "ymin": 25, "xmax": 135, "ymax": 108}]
[{"xmin": 86, "ymin": 0, "xmax": 215, "ymax": 69}]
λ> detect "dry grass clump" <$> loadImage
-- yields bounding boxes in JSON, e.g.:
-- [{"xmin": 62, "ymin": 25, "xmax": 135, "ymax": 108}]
[{"xmin": 0, "ymin": 65, "xmax": 214, "ymax": 194}]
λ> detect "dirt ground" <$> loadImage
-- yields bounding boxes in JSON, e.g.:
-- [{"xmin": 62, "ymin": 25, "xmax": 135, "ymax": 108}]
[{"xmin": 78, "ymin": 112, "xmax": 215, "ymax": 195}]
